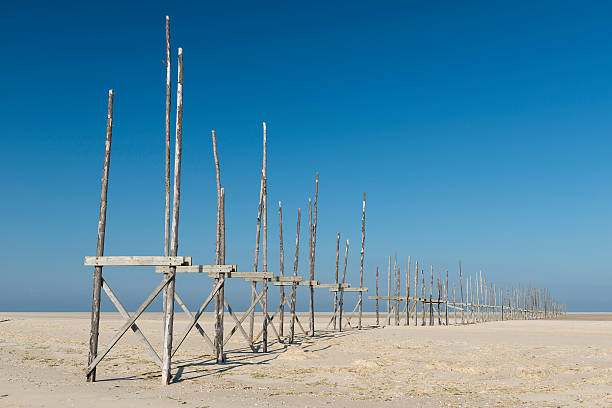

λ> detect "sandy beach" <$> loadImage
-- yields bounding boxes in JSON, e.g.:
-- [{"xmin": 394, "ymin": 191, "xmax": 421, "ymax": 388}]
[{"xmin": 0, "ymin": 312, "xmax": 610, "ymax": 407}]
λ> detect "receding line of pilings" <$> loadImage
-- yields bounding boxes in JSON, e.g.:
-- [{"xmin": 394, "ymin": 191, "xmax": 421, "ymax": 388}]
[
  {"xmin": 84, "ymin": 15, "xmax": 566, "ymax": 386},
  {"xmin": 368, "ymin": 261, "xmax": 565, "ymax": 327}
]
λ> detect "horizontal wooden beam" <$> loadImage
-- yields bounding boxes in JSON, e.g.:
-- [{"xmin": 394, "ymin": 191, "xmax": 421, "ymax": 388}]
[
  {"xmin": 298, "ymin": 280, "xmax": 320, "ymax": 286},
  {"xmin": 85, "ymin": 256, "xmax": 191, "ymax": 267},
  {"xmin": 343, "ymin": 287, "xmax": 368, "ymax": 292},
  {"xmin": 317, "ymin": 283, "xmax": 351, "ymax": 289},
  {"xmin": 211, "ymin": 271, "xmax": 273, "ymax": 279},
  {"xmin": 155, "ymin": 264, "xmax": 236, "ymax": 274},
  {"xmin": 270, "ymin": 276, "xmax": 303, "ymax": 282}
]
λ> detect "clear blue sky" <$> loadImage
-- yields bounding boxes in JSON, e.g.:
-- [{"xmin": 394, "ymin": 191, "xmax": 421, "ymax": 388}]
[{"xmin": 1, "ymin": 1, "xmax": 610, "ymax": 312}]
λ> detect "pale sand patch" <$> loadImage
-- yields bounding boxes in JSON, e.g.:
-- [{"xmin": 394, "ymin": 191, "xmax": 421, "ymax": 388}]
[{"xmin": 0, "ymin": 313, "xmax": 610, "ymax": 407}]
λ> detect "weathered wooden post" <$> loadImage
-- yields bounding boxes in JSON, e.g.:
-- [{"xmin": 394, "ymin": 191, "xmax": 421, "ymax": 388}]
[
  {"xmin": 421, "ymin": 269, "xmax": 425, "ymax": 326},
  {"xmin": 387, "ymin": 256, "xmax": 391, "ymax": 325},
  {"xmin": 309, "ymin": 174, "xmax": 319, "ymax": 336},
  {"xmin": 339, "ymin": 240, "xmax": 349, "ymax": 332},
  {"xmin": 87, "ymin": 89, "xmax": 114, "ymax": 383},
  {"xmin": 212, "ymin": 130, "xmax": 224, "ymax": 363},
  {"xmin": 405, "ymin": 256, "xmax": 410, "ymax": 326},
  {"xmin": 375, "ymin": 266, "xmax": 379, "ymax": 326},
  {"xmin": 162, "ymin": 46, "xmax": 183, "ymax": 385},
  {"xmin": 445, "ymin": 270, "xmax": 449, "ymax": 326},
  {"xmin": 262, "ymin": 122, "xmax": 268, "ymax": 352},
  {"xmin": 250, "ymin": 124, "xmax": 266, "ymax": 343},
  {"xmin": 278, "ymin": 201, "xmax": 285, "ymax": 337},
  {"xmin": 333, "ymin": 233, "xmax": 340, "ymax": 330},
  {"xmin": 429, "ymin": 266, "xmax": 434, "ymax": 326},
  {"xmin": 358, "ymin": 192, "xmax": 365, "ymax": 329},
  {"xmin": 394, "ymin": 255, "xmax": 399, "ymax": 325},
  {"xmin": 289, "ymin": 209, "xmax": 301, "ymax": 343},
  {"xmin": 459, "ymin": 261, "xmax": 464, "ymax": 324},
  {"xmin": 414, "ymin": 260, "xmax": 418, "ymax": 326},
  {"xmin": 163, "ymin": 16, "xmax": 172, "ymax": 314}
]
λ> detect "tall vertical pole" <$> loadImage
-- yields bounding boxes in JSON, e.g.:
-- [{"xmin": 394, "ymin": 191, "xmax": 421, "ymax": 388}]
[
  {"xmin": 375, "ymin": 266, "xmax": 379, "ymax": 326},
  {"xmin": 308, "ymin": 198, "xmax": 313, "ymax": 335},
  {"xmin": 162, "ymin": 47, "xmax": 183, "ymax": 385},
  {"xmin": 421, "ymin": 269, "xmax": 425, "ymax": 326},
  {"xmin": 394, "ymin": 255, "xmax": 399, "ymax": 325},
  {"xmin": 310, "ymin": 174, "xmax": 319, "ymax": 336},
  {"xmin": 339, "ymin": 240, "xmax": 349, "ymax": 331},
  {"xmin": 212, "ymin": 130, "xmax": 224, "ymax": 363},
  {"xmin": 405, "ymin": 256, "xmax": 410, "ymax": 326},
  {"xmin": 333, "ymin": 233, "xmax": 340, "ymax": 330},
  {"xmin": 289, "ymin": 209, "xmax": 300, "ymax": 344},
  {"xmin": 445, "ymin": 270, "xmax": 449, "ymax": 326},
  {"xmin": 87, "ymin": 89, "xmax": 114, "ymax": 383},
  {"xmin": 278, "ymin": 201, "xmax": 285, "ymax": 337},
  {"xmin": 250, "ymin": 129, "xmax": 265, "ymax": 343},
  {"xmin": 387, "ymin": 256, "xmax": 391, "ymax": 325},
  {"xmin": 414, "ymin": 260, "xmax": 418, "ymax": 326},
  {"xmin": 429, "ymin": 265, "xmax": 434, "ymax": 326},
  {"xmin": 162, "ymin": 15, "xmax": 172, "ymax": 335},
  {"xmin": 358, "ymin": 192, "xmax": 365, "ymax": 329},
  {"xmin": 459, "ymin": 261, "xmax": 464, "ymax": 324},
  {"xmin": 262, "ymin": 122, "xmax": 268, "ymax": 352}
]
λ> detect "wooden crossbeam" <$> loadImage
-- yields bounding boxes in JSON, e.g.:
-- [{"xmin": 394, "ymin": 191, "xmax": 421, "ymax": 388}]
[
  {"xmin": 85, "ymin": 256, "xmax": 191, "ymax": 266},
  {"xmin": 343, "ymin": 287, "xmax": 368, "ymax": 292},
  {"xmin": 86, "ymin": 274, "xmax": 172, "ymax": 375},
  {"xmin": 155, "ymin": 264, "xmax": 236, "ymax": 273},
  {"xmin": 210, "ymin": 271, "xmax": 272, "ymax": 279},
  {"xmin": 298, "ymin": 280, "xmax": 320, "ymax": 286}
]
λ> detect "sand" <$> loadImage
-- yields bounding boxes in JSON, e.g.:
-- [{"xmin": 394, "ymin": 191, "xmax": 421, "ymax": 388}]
[{"xmin": 0, "ymin": 312, "xmax": 610, "ymax": 407}]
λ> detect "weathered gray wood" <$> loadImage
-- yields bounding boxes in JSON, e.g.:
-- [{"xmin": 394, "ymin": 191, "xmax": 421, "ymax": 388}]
[
  {"xmin": 173, "ymin": 291, "xmax": 214, "ymax": 353},
  {"xmin": 87, "ymin": 89, "xmax": 113, "ymax": 383},
  {"xmin": 406, "ymin": 256, "xmax": 410, "ymax": 326},
  {"xmin": 421, "ymin": 268, "xmax": 425, "ymax": 326},
  {"xmin": 395, "ymin": 256, "xmax": 399, "ymax": 326},
  {"xmin": 445, "ymin": 270, "xmax": 449, "ymax": 326},
  {"xmin": 172, "ymin": 278, "xmax": 224, "ymax": 356},
  {"xmin": 85, "ymin": 256, "xmax": 189, "ymax": 266},
  {"xmin": 414, "ymin": 260, "xmax": 418, "ymax": 326},
  {"xmin": 429, "ymin": 266, "xmax": 434, "ymax": 326},
  {"xmin": 163, "ymin": 16, "xmax": 172, "ymax": 322},
  {"xmin": 338, "ymin": 239, "xmax": 349, "ymax": 332},
  {"xmin": 223, "ymin": 298, "xmax": 255, "ymax": 352},
  {"xmin": 459, "ymin": 261, "xmax": 464, "ymax": 324},
  {"xmin": 250, "ymin": 128, "xmax": 265, "ymax": 344},
  {"xmin": 155, "ymin": 264, "xmax": 235, "ymax": 273},
  {"xmin": 289, "ymin": 207, "xmax": 299, "ymax": 341},
  {"xmin": 212, "ymin": 129, "xmax": 223, "ymax": 362},
  {"xmin": 162, "ymin": 47, "xmax": 183, "ymax": 385},
  {"xmin": 375, "ymin": 266, "xmax": 379, "ymax": 326},
  {"xmin": 224, "ymin": 287, "xmax": 266, "ymax": 346},
  {"xmin": 261, "ymin": 122, "xmax": 269, "ymax": 352},
  {"xmin": 333, "ymin": 233, "xmax": 340, "ymax": 330},
  {"xmin": 278, "ymin": 201, "xmax": 285, "ymax": 337},
  {"xmin": 101, "ymin": 280, "xmax": 162, "ymax": 366},
  {"xmin": 343, "ymin": 288, "xmax": 368, "ymax": 292},
  {"xmin": 387, "ymin": 256, "xmax": 391, "ymax": 325},
  {"xmin": 310, "ymin": 174, "xmax": 319, "ymax": 337},
  {"xmin": 358, "ymin": 192, "xmax": 365, "ymax": 329},
  {"xmin": 86, "ymin": 274, "xmax": 172, "ymax": 375}
]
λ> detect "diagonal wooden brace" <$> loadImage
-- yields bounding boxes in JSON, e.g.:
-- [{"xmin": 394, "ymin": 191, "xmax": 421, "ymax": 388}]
[
  {"xmin": 173, "ymin": 291, "xmax": 215, "ymax": 353},
  {"xmin": 86, "ymin": 274, "xmax": 172, "ymax": 375},
  {"xmin": 101, "ymin": 279, "xmax": 162, "ymax": 367},
  {"xmin": 172, "ymin": 279, "xmax": 224, "ymax": 357}
]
